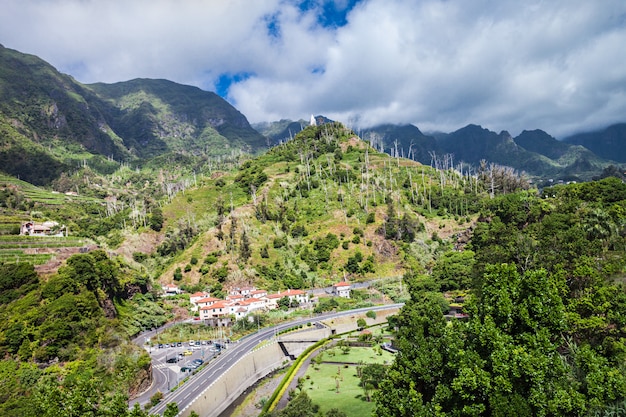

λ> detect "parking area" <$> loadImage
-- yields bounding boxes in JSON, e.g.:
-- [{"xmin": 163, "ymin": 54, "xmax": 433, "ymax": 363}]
[{"xmin": 145, "ymin": 340, "xmax": 228, "ymax": 388}]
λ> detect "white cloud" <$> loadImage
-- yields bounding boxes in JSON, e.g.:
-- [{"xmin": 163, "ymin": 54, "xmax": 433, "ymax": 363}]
[{"xmin": 1, "ymin": 0, "xmax": 625, "ymax": 138}]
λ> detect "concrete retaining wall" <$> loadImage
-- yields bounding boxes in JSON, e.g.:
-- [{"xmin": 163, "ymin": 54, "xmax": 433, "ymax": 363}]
[
  {"xmin": 322, "ymin": 307, "xmax": 400, "ymax": 335},
  {"xmin": 179, "ymin": 342, "xmax": 289, "ymax": 417}
]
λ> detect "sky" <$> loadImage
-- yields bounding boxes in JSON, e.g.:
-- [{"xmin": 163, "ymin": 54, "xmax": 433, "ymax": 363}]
[{"xmin": 1, "ymin": 0, "xmax": 625, "ymax": 138}]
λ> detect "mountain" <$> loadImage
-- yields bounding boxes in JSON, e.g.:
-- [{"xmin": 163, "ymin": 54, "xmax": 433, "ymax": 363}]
[
  {"xmin": 563, "ymin": 123, "xmax": 626, "ymax": 163},
  {"xmin": 0, "ymin": 45, "xmax": 130, "ymax": 184},
  {"xmin": 0, "ymin": 44, "xmax": 266, "ymax": 185},
  {"xmin": 258, "ymin": 118, "xmax": 620, "ymax": 180},
  {"xmin": 253, "ymin": 119, "xmax": 309, "ymax": 144},
  {"xmin": 514, "ymin": 129, "xmax": 572, "ymax": 160},
  {"xmin": 357, "ymin": 123, "xmax": 613, "ymax": 180},
  {"xmin": 88, "ymin": 78, "xmax": 267, "ymax": 158},
  {"xmin": 359, "ymin": 124, "xmax": 440, "ymax": 164}
]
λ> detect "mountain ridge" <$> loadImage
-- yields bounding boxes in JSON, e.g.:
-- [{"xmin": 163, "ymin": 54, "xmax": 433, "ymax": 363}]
[
  {"xmin": 0, "ymin": 45, "xmax": 266, "ymax": 184},
  {"xmin": 1, "ymin": 43, "xmax": 625, "ymax": 185}
]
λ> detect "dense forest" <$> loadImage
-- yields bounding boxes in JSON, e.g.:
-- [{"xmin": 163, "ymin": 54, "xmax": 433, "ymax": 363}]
[{"xmin": 374, "ymin": 177, "xmax": 626, "ymax": 416}]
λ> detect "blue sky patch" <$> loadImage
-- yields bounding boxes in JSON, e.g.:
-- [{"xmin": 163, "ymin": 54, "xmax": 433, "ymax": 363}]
[
  {"xmin": 215, "ymin": 72, "xmax": 255, "ymax": 97},
  {"xmin": 297, "ymin": 0, "xmax": 363, "ymax": 28},
  {"xmin": 265, "ymin": 12, "xmax": 281, "ymax": 39}
]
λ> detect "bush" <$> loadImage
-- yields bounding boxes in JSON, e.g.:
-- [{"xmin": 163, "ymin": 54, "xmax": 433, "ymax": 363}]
[{"xmin": 173, "ymin": 267, "xmax": 183, "ymax": 281}]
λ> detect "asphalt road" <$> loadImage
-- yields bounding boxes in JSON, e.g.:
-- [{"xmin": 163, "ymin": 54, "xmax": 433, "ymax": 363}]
[{"xmin": 135, "ymin": 304, "xmax": 403, "ymax": 415}]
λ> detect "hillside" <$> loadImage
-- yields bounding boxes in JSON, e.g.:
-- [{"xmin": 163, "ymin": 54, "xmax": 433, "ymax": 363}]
[
  {"xmin": 150, "ymin": 122, "xmax": 496, "ymax": 296},
  {"xmin": 87, "ymin": 78, "xmax": 267, "ymax": 158},
  {"xmin": 0, "ymin": 45, "xmax": 266, "ymax": 185},
  {"xmin": 563, "ymin": 123, "xmax": 626, "ymax": 163}
]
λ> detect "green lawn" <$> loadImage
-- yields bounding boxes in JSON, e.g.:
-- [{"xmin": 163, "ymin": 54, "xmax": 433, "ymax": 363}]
[
  {"xmin": 303, "ymin": 363, "xmax": 374, "ymax": 417},
  {"xmin": 301, "ymin": 346, "xmax": 394, "ymax": 416},
  {"xmin": 321, "ymin": 345, "xmax": 394, "ymax": 365}
]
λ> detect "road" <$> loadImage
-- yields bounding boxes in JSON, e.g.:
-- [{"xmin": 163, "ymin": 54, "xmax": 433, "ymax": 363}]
[{"xmin": 137, "ymin": 304, "xmax": 403, "ymax": 416}]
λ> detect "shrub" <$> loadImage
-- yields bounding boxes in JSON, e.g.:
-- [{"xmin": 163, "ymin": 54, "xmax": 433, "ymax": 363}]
[{"xmin": 173, "ymin": 267, "xmax": 183, "ymax": 281}]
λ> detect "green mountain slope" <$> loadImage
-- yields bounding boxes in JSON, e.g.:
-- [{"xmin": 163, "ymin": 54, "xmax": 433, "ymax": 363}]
[
  {"xmin": 360, "ymin": 124, "xmax": 441, "ymax": 164},
  {"xmin": 153, "ymin": 122, "xmax": 492, "ymax": 293},
  {"xmin": 88, "ymin": 78, "xmax": 267, "ymax": 158},
  {"xmin": 563, "ymin": 123, "xmax": 626, "ymax": 163},
  {"xmin": 0, "ymin": 45, "xmax": 267, "ymax": 185}
]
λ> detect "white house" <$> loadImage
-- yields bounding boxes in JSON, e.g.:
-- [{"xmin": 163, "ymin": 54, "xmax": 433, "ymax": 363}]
[
  {"xmin": 199, "ymin": 300, "xmax": 232, "ymax": 320},
  {"xmin": 20, "ymin": 221, "xmax": 66, "ymax": 237},
  {"xmin": 263, "ymin": 289, "xmax": 309, "ymax": 309},
  {"xmin": 194, "ymin": 296, "xmax": 221, "ymax": 311},
  {"xmin": 189, "ymin": 291, "xmax": 211, "ymax": 310},
  {"xmin": 249, "ymin": 289, "xmax": 268, "ymax": 299},
  {"xmin": 228, "ymin": 286, "xmax": 256, "ymax": 298},
  {"xmin": 332, "ymin": 282, "xmax": 351, "ymax": 298},
  {"xmin": 162, "ymin": 283, "xmax": 182, "ymax": 295}
]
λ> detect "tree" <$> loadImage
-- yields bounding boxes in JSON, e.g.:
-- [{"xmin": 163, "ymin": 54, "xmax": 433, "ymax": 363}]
[
  {"xmin": 163, "ymin": 402, "xmax": 179, "ymax": 417},
  {"xmin": 278, "ymin": 296, "xmax": 291, "ymax": 310},
  {"xmin": 239, "ymin": 229, "xmax": 251, "ymax": 261},
  {"xmin": 149, "ymin": 206, "xmax": 163, "ymax": 231},
  {"xmin": 356, "ymin": 317, "xmax": 367, "ymax": 330},
  {"xmin": 431, "ymin": 250, "xmax": 475, "ymax": 291},
  {"xmin": 275, "ymin": 391, "xmax": 318, "ymax": 417}
]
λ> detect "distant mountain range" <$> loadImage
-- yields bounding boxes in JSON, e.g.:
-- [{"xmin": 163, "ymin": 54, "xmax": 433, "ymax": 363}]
[
  {"xmin": 1, "ymin": 43, "xmax": 625, "ymax": 186},
  {"xmin": 256, "ymin": 119, "xmax": 626, "ymax": 181}
]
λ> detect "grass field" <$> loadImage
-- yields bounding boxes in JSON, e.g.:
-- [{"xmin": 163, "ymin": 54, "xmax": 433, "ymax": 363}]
[{"xmin": 301, "ymin": 346, "xmax": 394, "ymax": 416}]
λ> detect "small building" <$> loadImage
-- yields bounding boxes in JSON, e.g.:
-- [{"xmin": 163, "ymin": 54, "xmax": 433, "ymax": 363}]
[
  {"xmin": 189, "ymin": 291, "xmax": 211, "ymax": 304},
  {"xmin": 264, "ymin": 289, "xmax": 309, "ymax": 309},
  {"xmin": 162, "ymin": 283, "xmax": 182, "ymax": 295},
  {"xmin": 20, "ymin": 221, "xmax": 66, "ymax": 237},
  {"xmin": 332, "ymin": 281, "xmax": 351, "ymax": 298},
  {"xmin": 249, "ymin": 289, "xmax": 268, "ymax": 299},
  {"xmin": 199, "ymin": 300, "xmax": 232, "ymax": 320},
  {"xmin": 193, "ymin": 296, "xmax": 221, "ymax": 311}
]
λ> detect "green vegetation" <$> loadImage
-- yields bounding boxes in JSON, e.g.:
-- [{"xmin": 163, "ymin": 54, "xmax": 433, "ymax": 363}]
[
  {"xmin": 0, "ymin": 250, "xmax": 163, "ymax": 417},
  {"xmin": 2, "ymin": 54, "xmax": 625, "ymax": 417},
  {"xmin": 374, "ymin": 177, "xmax": 626, "ymax": 417}
]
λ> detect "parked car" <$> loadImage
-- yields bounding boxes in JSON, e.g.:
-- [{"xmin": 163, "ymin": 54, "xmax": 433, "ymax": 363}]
[
  {"xmin": 166, "ymin": 357, "xmax": 178, "ymax": 363},
  {"xmin": 176, "ymin": 342, "xmax": 182, "ymax": 347},
  {"xmin": 182, "ymin": 350, "xmax": 193, "ymax": 356},
  {"xmin": 192, "ymin": 359, "xmax": 204, "ymax": 365},
  {"xmin": 158, "ymin": 343, "xmax": 164, "ymax": 348}
]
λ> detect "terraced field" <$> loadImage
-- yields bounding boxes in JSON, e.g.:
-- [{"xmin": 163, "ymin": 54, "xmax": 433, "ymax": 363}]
[
  {"xmin": 0, "ymin": 235, "xmax": 98, "ymax": 272},
  {"xmin": 0, "ymin": 174, "xmax": 101, "ymax": 205}
]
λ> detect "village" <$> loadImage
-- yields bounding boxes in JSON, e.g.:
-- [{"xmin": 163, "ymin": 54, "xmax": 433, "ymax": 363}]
[{"xmin": 161, "ymin": 281, "xmax": 352, "ymax": 327}]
